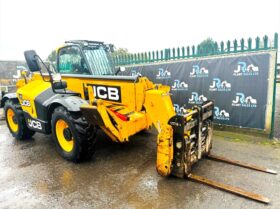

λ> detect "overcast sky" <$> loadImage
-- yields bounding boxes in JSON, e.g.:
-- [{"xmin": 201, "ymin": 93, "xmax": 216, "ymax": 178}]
[{"xmin": 0, "ymin": 0, "xmax": 279, "ymax": 60}]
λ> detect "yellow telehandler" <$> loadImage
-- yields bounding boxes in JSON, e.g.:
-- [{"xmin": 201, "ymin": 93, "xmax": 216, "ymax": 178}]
[{"xmin": 1, "ymin": 40, "xmax": 276, "ymax": 204}]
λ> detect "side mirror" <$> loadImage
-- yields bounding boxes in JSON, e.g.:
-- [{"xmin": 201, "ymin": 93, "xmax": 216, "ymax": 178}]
[
  {"xmin": 53, "ymin": 81, "xmax": 67, "ymax": 90},
  {"xmin": 24, "ymin": 50, "xmax": 41, "ymax": 72},
  {"xmin": 51, "ymin": 73, "xmax": 67, "ymax": 90}
]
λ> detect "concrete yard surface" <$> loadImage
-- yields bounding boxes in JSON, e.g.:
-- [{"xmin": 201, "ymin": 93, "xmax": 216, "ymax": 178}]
[{"xmin": 0, "ymin": 120, "xmax": 280, "ymax": 209}]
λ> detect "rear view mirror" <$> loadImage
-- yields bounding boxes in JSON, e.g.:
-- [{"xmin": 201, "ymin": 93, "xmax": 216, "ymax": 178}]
[
  {"xmin": 53, "ymin": 80, "xmax": 67, "ymax": 90},
  {"xmin": 24, "ymin": 50, "xmax": 41, "ymax": 72}
]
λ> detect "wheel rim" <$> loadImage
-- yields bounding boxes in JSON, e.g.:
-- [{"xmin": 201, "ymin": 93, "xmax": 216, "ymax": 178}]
[
  {"xmin": 56, "ymin": 119, "xmax": 74, "ymax": 152},
  {"xmin": 7, "ymin": 108, "xmax": 18, "ymax": 133}
]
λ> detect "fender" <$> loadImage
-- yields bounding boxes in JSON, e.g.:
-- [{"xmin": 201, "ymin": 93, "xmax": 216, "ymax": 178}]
[
  {"xmin": 0, "ymin": 93, "xmax": 18, "ymax": 108},
  {"xmin": 24, "ymin": 95, "xmax": 88, "ymax": 135},
  {"xmin": 27, "ymin": 87, "xmax": 88, "ymax": 134},
  {"xmin": 49, "ymin": 96, "xmax": 88, "ymax": 112}
]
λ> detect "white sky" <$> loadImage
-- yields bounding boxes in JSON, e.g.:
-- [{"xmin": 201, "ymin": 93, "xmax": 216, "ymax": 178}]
[{"xmin": 0, "ymin": 0, "xmax": 279, "ymax": 61}]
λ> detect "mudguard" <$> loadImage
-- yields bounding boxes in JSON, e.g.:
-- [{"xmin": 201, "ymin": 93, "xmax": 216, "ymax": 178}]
[
  {"xmin": 26, "ymin": 94, "xmax": 88, "ymax": 134},
  {"xmin": 49, "ymin": 96, "xmax": 88, "ymax": 112},
  {"xmin": 0, "ymin": 93, "xmax": 18, "ymax": 108}
]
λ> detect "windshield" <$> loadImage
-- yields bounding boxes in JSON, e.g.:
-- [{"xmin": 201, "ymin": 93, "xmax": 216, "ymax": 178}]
[{"xmin": 83, "ymin": 47, "xmax": 115, "ymax": 75}]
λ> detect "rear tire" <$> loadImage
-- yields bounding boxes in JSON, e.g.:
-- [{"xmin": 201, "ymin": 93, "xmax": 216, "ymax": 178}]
[
  {"xmin": 4, "ymin": 100, "xmax": 35, "ymax": 140},
  {"xmin": 51, "ymin": 106, "xmax": 97, "ymax": 162}
]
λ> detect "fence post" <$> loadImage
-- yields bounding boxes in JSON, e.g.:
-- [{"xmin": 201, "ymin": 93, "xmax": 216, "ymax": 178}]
[
  {"xmin": 226, "ymin": 40, "xmax": 231, "ymax": 53},
  {"xmin": 156, "ymin": 50, "xmax": 159, "ymax": 61},
  {"xmin": 240, "ymin": 38, "xmax": 245, "ymax": 51},
  {"xmin": 274, "ymin": 33, "xmax": 278, "ymax": 49},
  {"xmin": 129, "ymin": 54, "xmax": 133, "ymax": 65},
  {"xmin": 168, "ymin": 48, "xmax": 171, "ymax": 60},
  {"xmin": 220, "ymin": 41, "xmax": 224, "ymax": 53},
  {"xmin": 182, "ymin": 47, "xmax": 185, "ymax": 58},
  {"xmin": 132, "ymin": 53, "xmax": 136, "ymax": 64},
  {"xmin": 255, "ymin": 36, "xmax": 260, "ymax": 50},
  {"xmin": 136, "ymin": 53, "xmax": 140, "ymax": 64},
  {"xmin": 123, "ymin": 55, "xmax": 127, "ymax": 65},
  {"xmin": 263, "ymin": 35, "xmax": 268, "ymax": 49},
  {"xmin": 248, "ymin": 38, "xmax": 252, "ymax": 51},
  {"xmin": 172, "ymin": 48, "xmax": 175, "ymax": 59},
  {"xmin": 177, "ymin": 47, "xmax": 180, "ymax": 59},
  {"xmin": 192, "ymin": 46, "xmax": 195, "ymax": 56},
  {"xmin": 233, "ymin": 39, "xmax": 238, "ymax": 52},
  {"xmin": 144, "ymin": 52, "xmax": 148, "ymax": 63}
]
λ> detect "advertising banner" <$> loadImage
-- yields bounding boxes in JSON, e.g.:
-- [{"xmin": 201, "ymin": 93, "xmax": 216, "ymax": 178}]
[{"xmin": 123, "ymin": 53, "xmax": 271, "ymax": 129}]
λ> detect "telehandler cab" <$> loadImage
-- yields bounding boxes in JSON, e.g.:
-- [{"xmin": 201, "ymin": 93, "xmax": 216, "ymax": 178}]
[{"xmin": 1, "ymin": 40, "xmax": 276, "ymax": 204}]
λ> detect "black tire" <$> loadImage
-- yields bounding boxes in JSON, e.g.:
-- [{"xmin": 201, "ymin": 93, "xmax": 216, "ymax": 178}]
[
  {"xmin": 51, "ymin": 106, "xmax": 97, "ymax": 162},
  {"xmin": 4, "ymin": 100, "xmax": 35, "ymax": 140}
]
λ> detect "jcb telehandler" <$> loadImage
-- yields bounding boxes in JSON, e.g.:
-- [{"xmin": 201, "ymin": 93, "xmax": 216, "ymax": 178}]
[{"xmin": 1, "ymin": 40, "xmax": 276, "ymax": 204}]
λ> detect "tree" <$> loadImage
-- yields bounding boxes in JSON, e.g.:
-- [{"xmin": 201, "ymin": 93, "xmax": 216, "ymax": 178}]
[
  {"xmin": 111, "ymin": 48, "xmax": 129, "ymax": 58},
  {"xmin": 47, "ymin": 50, "xmax": 57, "ymax": 62},
  {"xmin": 197, "ymin": 38, "xmax": 218, "ymax": 55}
]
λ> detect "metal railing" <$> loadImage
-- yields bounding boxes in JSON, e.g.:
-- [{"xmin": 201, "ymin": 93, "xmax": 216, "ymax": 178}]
[{"xmin": 113, "ymin": 33, "xmax": 278, "ymax": 66}]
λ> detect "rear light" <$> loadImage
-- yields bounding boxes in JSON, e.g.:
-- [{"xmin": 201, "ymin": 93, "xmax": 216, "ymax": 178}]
[{"xmin": 109, "ymin": 108, "xmax": 129, "ymax": 121}]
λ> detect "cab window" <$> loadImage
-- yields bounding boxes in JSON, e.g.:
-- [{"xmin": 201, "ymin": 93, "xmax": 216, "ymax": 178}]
[{"xmin": 58, "ymin": 46, "xmax": 90, "ymax": 74}]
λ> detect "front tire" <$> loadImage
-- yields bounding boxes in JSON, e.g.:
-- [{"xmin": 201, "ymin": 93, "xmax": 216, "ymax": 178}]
[
  {"xmin": 4, "ymin": 100, "xmax": 35, "ymax": 140},
  {"xmin": 51, "ymin": 106, "xmax": 96, "ymax": 162}
]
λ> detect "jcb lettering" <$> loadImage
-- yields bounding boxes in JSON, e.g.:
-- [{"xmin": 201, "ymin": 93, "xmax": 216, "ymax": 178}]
[
  {"xmin": 28, "ymin": 119, "xmax": 42, "ymax": 130},
  {"xmin": 92, "ymin": 85, "xmax": 121, "ymax": 102},
  {"xmin": 107, "ymin": 87, "xmax": 119, "ymax": 101}
]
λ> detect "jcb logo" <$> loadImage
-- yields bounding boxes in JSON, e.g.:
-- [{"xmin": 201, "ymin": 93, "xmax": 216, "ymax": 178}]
[
  {"xmin": 92, "ymin": 85, "xmax": 121, "ymax": 102},
  {"xmin": 21, "ymin": 100, "xmax": 31, "ymax": 107},
  {"xmin": 28, "ymin": 119, "xmax": 42, "ymax": 130}
]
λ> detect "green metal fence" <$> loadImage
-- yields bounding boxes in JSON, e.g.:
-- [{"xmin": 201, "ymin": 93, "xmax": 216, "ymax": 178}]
[{"xmin": 113, "ymin": 33, "xmax": 278, "ymax": 66}]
